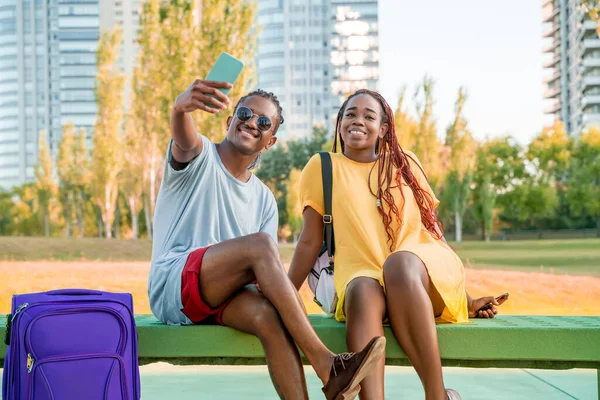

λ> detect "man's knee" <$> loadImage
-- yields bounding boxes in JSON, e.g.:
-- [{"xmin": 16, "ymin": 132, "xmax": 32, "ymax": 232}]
[
  {"xmin": 382, "ymin": 251, "xmax": 424, "ymax": 290},
  {"xmin": 247, "ymin": 232, "xmax": 279, "ymax": 261}
]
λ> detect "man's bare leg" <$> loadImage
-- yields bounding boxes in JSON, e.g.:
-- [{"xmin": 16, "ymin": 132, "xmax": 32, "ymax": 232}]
[
  {"xmin": 199, "ymin": 232, "xmax": 333, "ymax": 382},
  {"xmin": 220, "ymin": 286, "xmax": 308, "ymax": 400}
]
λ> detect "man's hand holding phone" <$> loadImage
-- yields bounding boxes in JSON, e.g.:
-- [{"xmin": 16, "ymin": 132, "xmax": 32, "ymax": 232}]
[{"xmin": 173, "ymin": 80, "xmax": 232, "ymax": 114}]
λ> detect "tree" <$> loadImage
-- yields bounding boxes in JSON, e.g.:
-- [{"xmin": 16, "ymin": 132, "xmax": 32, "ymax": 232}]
[
  {"xmin": 527, "ymin": 120, "xmax": 571, "ymax": 185},
  {"xmin": 472, "ymin": 145, "xmax": 497, "ymax": 241},
  {"xmin": 34, "ymin": 130, "xmax": 57, "ymax": 237},
  {"xmin": 442, "ymin": 87, "xmax": 476, "ymax": 243},
  {"xmin": 288, "ymin": 125, "xmax": 329, "ymax": 170},
  {"xmin": 500, "ymin": 179, "xmax": 558, "ymax": 234},
  {"xmin": 73, "ymin": 128, "xmax": 92, "ymax": 237},
  {"xmin": 393, "ymin": 86, "xmax": 419, "ymax": 151},
  {"xmin": 132, "ymin": 0, "xmax": 260, "ymax": 236},
  {"xmin": 413, "ymin": 75, "xmax": 444, "ymax": 184},
  {"xmin": 121, "ymin": 117, "xmax": 145, "ymax": 238},
  {"xmin": 56, "ymin": 123, "xmax": 77, "ymax": 236},
  {"xmin": 91, "ymin": 30, "xmax": 125, "ymax": 239},
  {"xmin": 286, "ymin": 169, "xmax": 303, "ymax": 242},
  {"xmin": 256, "ymin": 145, "xmax": 292, "ymax": 231},
  {"xmin": 567, "ymin": 127, "xmax": 600, "ymax": 236},
  {"xmin": 473, "ymin": 137, "xmax": 525, "ymax": 239}
]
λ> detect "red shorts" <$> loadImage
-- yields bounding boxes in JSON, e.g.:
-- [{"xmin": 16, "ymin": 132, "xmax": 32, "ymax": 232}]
[{"xmin": 180, "ymin": 246, "xmax": 232, "ymax": 326}]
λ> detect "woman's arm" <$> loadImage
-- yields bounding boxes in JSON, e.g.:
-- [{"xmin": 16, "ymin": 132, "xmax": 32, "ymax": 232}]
[{"xmin": 288, "ymin": 207, "xmax": 325, "ymax": 290}]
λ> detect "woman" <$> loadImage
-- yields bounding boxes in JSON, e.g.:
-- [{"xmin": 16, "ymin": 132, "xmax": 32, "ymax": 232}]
[{"xmin": 288, "ymin": 89, "xmax": 500, "ymax": 400}]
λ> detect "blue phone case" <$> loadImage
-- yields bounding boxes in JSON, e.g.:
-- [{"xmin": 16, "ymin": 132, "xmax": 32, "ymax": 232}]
[{"xmin": 204, "ymin": 52, "xmax": 244, "ymax": 107}]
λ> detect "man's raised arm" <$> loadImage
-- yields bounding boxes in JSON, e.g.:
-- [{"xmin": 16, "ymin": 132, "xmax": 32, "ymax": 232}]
[{"xmin": 170, "ymin": 79, "xmax": 232, "ymax": 167}]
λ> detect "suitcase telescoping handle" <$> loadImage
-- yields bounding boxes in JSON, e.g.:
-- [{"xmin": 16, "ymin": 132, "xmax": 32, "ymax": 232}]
[{"xmin": 46, "ymin": 289, "xmax": 103, "ymax": 296}]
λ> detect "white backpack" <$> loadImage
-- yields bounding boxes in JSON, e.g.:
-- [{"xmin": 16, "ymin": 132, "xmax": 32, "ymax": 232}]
[{"xmin": 307, "ymin": 152, "xmax": 338, "ymax": 316}]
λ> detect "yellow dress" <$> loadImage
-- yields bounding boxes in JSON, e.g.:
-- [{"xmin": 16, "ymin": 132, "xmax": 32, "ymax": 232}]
[{"xmin": 299, "ymin": 151, "xmax": 468, "ymax": 323}]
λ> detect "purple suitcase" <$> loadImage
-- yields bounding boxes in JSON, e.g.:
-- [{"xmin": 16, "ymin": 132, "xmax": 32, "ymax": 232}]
[{"xmin": 2, "ymin": 289, "xmax": 140, "ymax": 400}]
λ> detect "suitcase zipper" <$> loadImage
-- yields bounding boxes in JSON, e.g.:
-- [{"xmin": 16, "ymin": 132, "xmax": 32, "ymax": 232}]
[
  {"xmin": 24, "ymin": 306, "xmax": 128, "ymax": 363},
  {"xmin": 26, "ymin": 352, "xmax": 130, "ymax": 400},
  {"xmin": 26, "ymin": 353, "xmax": 33, "ymax": 373}
]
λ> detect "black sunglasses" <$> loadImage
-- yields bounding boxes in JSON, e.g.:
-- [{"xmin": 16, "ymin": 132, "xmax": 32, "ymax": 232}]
[{"xmin": 236, "ymin": 106, "xmax": 273, "ymax": 132}]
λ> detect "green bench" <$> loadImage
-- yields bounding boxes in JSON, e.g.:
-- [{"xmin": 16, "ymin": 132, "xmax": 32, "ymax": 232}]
[{"xmin": 2, "ymin": 315, "xmax": 599, "ymax": 397}]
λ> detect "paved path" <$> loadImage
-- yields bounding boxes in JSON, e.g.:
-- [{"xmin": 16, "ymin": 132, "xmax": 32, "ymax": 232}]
[{"xmin": 138, "ymin": 363, "xmax": 597, "ymax": 399}]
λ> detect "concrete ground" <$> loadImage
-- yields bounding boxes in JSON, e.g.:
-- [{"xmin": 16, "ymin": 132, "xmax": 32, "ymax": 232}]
[
  {"xmin": 138, "ymin": 363, "xmax": 598, "ymax": 399},
  {"xmin": 1, "ymin": 364, "xmax": 595, "ymax": 399}
]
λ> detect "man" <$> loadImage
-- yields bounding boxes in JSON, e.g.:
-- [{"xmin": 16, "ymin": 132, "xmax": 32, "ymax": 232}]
[{"xmin": 148, "ymin": 79, "xmax": 385, "ymax": 400}]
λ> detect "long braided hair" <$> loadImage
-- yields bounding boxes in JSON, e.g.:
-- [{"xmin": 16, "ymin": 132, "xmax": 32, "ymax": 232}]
[{"xmin": 333, "ymin": 89, "xmax": 443, "ymax": 250}]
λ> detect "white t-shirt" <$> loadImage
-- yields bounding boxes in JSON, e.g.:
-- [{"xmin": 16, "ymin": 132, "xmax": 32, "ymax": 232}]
[{"xmin": 148, "ymin": 136, "xmax": 278, "ymax": 325}]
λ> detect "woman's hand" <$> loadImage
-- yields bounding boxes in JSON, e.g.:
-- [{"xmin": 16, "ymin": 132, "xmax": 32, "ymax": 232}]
[{"xmin": 468, "ymin": 295, "xmax": 499, "ymax": 319}]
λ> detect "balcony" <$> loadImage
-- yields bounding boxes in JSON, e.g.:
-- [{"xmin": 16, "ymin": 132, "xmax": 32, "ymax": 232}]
[
  {"xmin": 542, "ymin": 39, "xmax": 561, "ymax": 53},
  {"xmin": 582, "ymin": 113, "xmax": 600, "ymax": 124},
  {"xmin": 543, "ymin": 69, "xmax": 561, "ymax": 84},
  {"xmin": 583, "ymin": 57, "xmax": 600, "ymax": 68},
  {"xmin": 542, "ymin": 7, "xmax": 559, "ymax": 23},
  {"xmin": 581, "ymin": 39, "xmax": 600, "ymax": 56},
  {"xmin": 582, "ymin": 94, "xmax": 600, "ymax": 106},
  {"xmin": 544, "ymin": 85, "xmax": 561, "ymax": 98},
  {"xmin": 543, "ymin": 54, "xmax": 560, "ymax": 69},
  {"xmin": 544, "ymin": 100, "xmax": 561, "ymax": 114},
  {"xmin": 582, "ymin": 20, "xmax": 598, "ymax": 32},
  {"xmin": 582, "ymin": 75, "xmax": 600, "ymax": 88},
  {"xmin": 542, "ymin": 23, "xmax": 560, "ymax": 38}
]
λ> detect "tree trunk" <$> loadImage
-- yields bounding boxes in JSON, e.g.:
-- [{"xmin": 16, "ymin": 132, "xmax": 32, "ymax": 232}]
[
  {"xmin": 77, "ymin": 209, "xmax": 84, "ymax": 238},
  {"xmin": 44, "ymin": 212, "xmax": 50, "ymax": 237},
  {"xmin": 96, "ymin": 209, "xmax": 103, "ymax": 238},
  {"xmin": 65, "ymin": 218, "xmax": 71, "ymax": 237},
  {"xmin": 454, "ymin": 211, "xmax": 462, "ymax": 244},
  {"xmin": 128, "ymin": 196, "xmax": 139, "ymax": 239},
  {"xmin": 104, "ymin": 217, "xmax": 113, "ymax": 239},
  {"xmin": 144, "ymin": 195, "xmax": 153, "ymax": 239},
  {"xmin": 481, "ymin": 220, "xmax": 485, "ymax": 241},
  {"xmin": 77, "ymin": 190, "xmax": 85, "ymax": 238},
  {"xmin": 596, "ymin": 216, "xmax": 600, "ymax": 238},
  {"xmin": 114, "ymin": 204, "xmax": 120, "ymax": 239},
  {"xmin": 149, "ymin": 164, "xmax": 156, "ymax": 238}
]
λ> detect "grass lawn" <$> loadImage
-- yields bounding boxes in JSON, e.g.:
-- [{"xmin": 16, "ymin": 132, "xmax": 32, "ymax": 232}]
[
  {"xmin": 1, "ymin": 236, "xmax": 599, "ymax": 275},
  {"xmin": 280, "ymin": 238, "xmax": 600, "ymax": 276},
  {"xmin": 0, "ymin": 236, "xmax": 153, "ymax": 261},
  {"xmin": 0, "ymin": 237, "xmax": 599, "ymax": 316}
]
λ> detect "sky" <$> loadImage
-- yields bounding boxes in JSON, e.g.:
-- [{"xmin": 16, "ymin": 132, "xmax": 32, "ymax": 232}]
[{"xmin": 378, "ymin": 0, "xmax": 547, "ymax": 145}]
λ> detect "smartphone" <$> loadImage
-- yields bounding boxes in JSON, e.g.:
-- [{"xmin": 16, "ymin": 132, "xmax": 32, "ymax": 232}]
[
  {"xmin": 204, "ymin": 52, "xmax": 244, "ymax": 108},
  {"xmin": 477, "ymin": 292, "xmax": 509, "ymax": 313}
]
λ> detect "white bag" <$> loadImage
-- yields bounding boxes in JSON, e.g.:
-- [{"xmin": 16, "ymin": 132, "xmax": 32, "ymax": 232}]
[
  {"xmin": 308, "ymin": 245, "xmax": 338, "ymax": 316},
  {"xmin": 307, "ymin": 152, "xmax": 338, "ymax": 316}
]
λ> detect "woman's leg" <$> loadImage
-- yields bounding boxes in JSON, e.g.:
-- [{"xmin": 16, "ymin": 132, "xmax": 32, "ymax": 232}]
[
  {"xmin": 383, "ymin": 251, "xmax": 447, "ymax": 400},
  {"xmin": 345, "ymin": 277, "xmax": 387, "ymax": 400}
]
